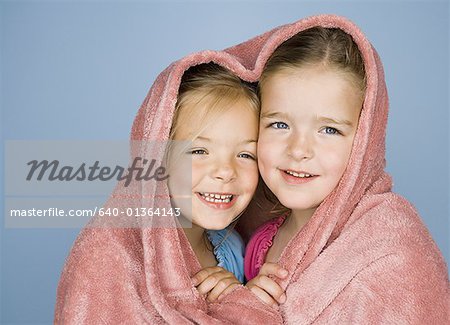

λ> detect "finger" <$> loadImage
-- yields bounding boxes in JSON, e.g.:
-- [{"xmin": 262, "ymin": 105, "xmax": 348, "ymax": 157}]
[
  {"xmin": 251, "ymin": 275, "xmax": 286, "ymax": 304},
  {"xmin": 196, "ymin": 270, "xmax": 228, "ymax": 295},
  {"xmin": 207, "ymin": 277, "xmax": 240, "ymax": 302},
  {"xmin": 217, "ymin": 283, "xmax": 241, "ymax": 301},
  {"xmin": 259, "ymin": 262, "xmax": 288, "ymax": 279},
  {"xmin": 192, "ymin": 266, "xmax": 223, "ymax": 286},
  {"xmin": 248, "ymin": 285, "xmax": 278, "ymax": 308}
]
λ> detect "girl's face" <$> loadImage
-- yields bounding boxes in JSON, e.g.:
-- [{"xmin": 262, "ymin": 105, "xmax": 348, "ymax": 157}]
[
  {"xmin": 169, "ymin": 99, "xmax": 259, "ymax": 230},
  {"xmin": 258, "ymin": 66, "xmax": 363, "ymax": 219}
]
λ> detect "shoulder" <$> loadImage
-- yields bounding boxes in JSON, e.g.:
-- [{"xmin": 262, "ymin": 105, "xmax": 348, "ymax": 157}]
[
  {"xmin": 207, "ymin": 228, "xmax": 245, "ymax": 282},
  {"xmin": 348, "ymin": 251, "xmax": 449, "ymax": 322},
  {"xmin": 244, "ymin": 215, "xmax": 286, "ymax": 281},
  {"xmin": 300, "ymin": 250, "xmax": 449, "ymax": 324},
  {"xmin": 246, "ymin": 214, "xmax": 286, "ymax": 253},
  {"xmin": 208, "ymin": 228, "xmax": 244, "ymax": 252},
  {"xmin": 352, "ymin": 192, "xmax": 438, "ymax": 247},
  {"xmin": 249, "ymin": 215, "xmax": 286, "ymax": 242},
  {"xmin": 337, "ymin": 192, "xmax": 448, "ymax": 281},
  {"xmin": 56, "ymin": 228, "xmax": 144, "ymax": 309},
  {"xmin": 62, "ymin": 228, "xmax": 143, "ymax": 279}
]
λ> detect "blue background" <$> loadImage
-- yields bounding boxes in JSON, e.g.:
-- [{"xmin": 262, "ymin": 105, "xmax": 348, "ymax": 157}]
[{"xmin": 1, "ymin": 0, "xmax": 448, "ymax": 323}]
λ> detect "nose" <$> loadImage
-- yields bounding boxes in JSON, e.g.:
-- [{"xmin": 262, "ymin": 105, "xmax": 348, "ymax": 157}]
[
  {"xmin": 210, "ymin": 159, "xmax": 237, "ymax": 183},
  {"xmin": 287, "ymin": 132, "xmax": 314, "ymax": 161}
]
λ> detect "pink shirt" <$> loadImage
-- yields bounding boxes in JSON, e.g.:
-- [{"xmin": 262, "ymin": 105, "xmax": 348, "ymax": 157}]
[{"xmin": 244, "ymin": 215, "xmax": 287, "ymax": 281}]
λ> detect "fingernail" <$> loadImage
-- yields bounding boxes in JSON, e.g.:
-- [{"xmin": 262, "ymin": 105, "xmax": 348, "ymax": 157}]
[
  {"xmin": 280, "ymin": 294, "xmax": 286, "ymax": 303},
  {"xmin": 280, "ymin": 269, "xmax": 288, "ymax": 277},
  {"xmin": 191, "ymin": 277, "xmax": 198, "ymax": 286}
]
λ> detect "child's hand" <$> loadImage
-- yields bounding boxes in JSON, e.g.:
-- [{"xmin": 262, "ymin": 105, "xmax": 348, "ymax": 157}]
[
  {"xmin": 245, "ymin": 262, "xmax": 288, "ymax": 308},
  {"xmin": 191, "ymin": 266, "xmax": 241, "ymax": 302}
]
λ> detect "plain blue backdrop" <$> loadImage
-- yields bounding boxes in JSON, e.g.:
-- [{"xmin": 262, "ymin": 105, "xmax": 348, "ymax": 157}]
[{"xmin": 1, "ymin": 0, "xmax": 449, "ymax": 323}]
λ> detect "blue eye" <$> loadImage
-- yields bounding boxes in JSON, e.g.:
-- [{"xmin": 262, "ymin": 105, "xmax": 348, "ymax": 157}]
[
  {"xmin": 322, "ymin": 127, "xmax": 340, "ymax": 135},
  {"xmin": 269, "ymin": 122, "xmax": 289, "ymax": 129},
  {"xmin": 238, "ymin": 152, "xmax": 256, "ymax": 160}
]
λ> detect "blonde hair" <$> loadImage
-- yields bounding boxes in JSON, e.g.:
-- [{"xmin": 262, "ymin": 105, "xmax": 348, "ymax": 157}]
[
  {"xmin": 169, "ymin": 63, "xmax": 259, "ymax": 244},
  {"xmin": 170, "ymin": 63, "xmax": 259, "ymax": 140},
  {"xmin": 259, "ymin": 27, "xmax": 366, "ymax": 216}
]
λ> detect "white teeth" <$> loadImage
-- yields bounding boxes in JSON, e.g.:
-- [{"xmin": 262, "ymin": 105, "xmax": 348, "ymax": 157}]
[
  {"xmin": 286, "ymin": 170, "xmax": 312, "ymax": 178},
  {"xmin": 199, "ymin": 192, "xmax": 233, "ymax": 203}
]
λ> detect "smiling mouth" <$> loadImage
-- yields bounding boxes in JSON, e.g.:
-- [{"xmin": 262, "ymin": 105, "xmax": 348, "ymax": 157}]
[
  {"xmin": 284, "ymin": 170, "xmax": 315, "ymax": 178},
  {"xmin": 198, "ymin": 192, "xmax": 234, "ymax": 203},
  {"xmin": 281, "ymin": 169, "xmax": 318, "ymax": 184}
]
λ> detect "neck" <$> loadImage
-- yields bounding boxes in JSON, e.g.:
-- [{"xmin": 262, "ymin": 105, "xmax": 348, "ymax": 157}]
[
  {"xmin": 285, "ymin": 208, "xmax": 316, "ymax": 234},
  {"xmin": 182, "ymin": 219, "xmax": 217, "ymax": 268},
  {"xmin": 182, "ymin": 220, "xmax": 208, "ymax": 252}
]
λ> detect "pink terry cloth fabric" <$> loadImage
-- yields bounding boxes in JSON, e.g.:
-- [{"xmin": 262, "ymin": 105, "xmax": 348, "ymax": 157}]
[{"xmin": 55, "ymin": 14, "xmax": 449, "ymax": 324}]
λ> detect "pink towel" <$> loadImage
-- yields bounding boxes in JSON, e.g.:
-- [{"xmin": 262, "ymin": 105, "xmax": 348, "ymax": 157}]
[{"xmin": 55, "ymin": 15, "xmax": 449, "ymax": 324}]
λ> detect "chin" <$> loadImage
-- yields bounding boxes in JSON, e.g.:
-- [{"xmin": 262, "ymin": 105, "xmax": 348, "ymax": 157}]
[
  {"xmin": 205, "ymin": 218, "xmax": 234, "ymax": 230},
  {"xmin": 279, "ymin": 198, "xmax": 314, "ymax": 211},
  {"xmin": 207, "ymin": 222, "xmax": 232, "ymax": 231}
]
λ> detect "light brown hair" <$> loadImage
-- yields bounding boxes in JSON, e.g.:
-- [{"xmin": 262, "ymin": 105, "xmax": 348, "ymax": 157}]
[{"xmin": 260, "ymin": 27, "xmax": 366, "ymax": 99}]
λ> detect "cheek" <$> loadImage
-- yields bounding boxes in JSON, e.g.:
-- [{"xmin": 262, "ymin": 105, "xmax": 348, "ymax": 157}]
[
  {"xmin": 168, "ymin": 159, "xmax": 194, "ymax": 213},
  {"xmin": 257, "ymin": 135, "xmax": 280, "ymax": 167},
  {"xmin": 169, "ymin": 157, "xmax": 198, "ymax": 191},
  {"xmin": 321, "ymin": 142, "xmax": 353, "ymax": 177},
  {"xmin": 240, "ymin": 163, "xmax": 259, "ymax": 193},
  {"xmin": 190, "ymin": 160, "xmax": 203, "ymax": 184}
]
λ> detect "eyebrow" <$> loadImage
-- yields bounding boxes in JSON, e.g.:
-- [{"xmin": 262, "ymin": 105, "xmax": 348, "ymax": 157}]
[
  {"xmin": 318, "ymin": 117, "xmax": 354, "ymax": 127},
  {"xmin": 196, "ymin": 136, "xmax": 257, "ymax": 144},
  {"xmin": 260, "ymin": 111, "xmax": 287, "ymax": 119},
  {"xmin": 260, "ymin": 111, "xmax": 353, "ymax": 127}
]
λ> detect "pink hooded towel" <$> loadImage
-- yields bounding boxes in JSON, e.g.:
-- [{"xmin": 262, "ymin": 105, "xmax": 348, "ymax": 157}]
[{"xmin": 55, "ymin": 15, "xmax": 449, "ymax": 324}]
